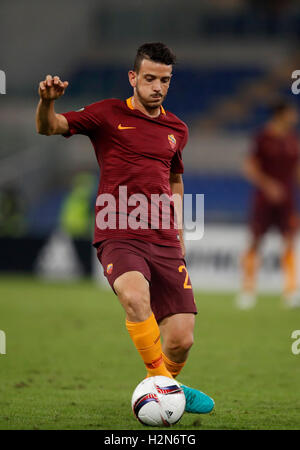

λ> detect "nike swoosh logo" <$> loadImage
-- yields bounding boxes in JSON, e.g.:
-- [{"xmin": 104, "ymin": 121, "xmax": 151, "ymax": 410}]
[{"xmin": 118, "ymin": 124, "xmax": 136, "ymax": 130}]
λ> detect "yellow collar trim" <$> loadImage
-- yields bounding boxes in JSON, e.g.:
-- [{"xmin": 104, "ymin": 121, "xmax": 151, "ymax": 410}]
[
  {"xmin": 126, "ymin": 97, "xmax": 166, "ymax": 115},
  {"xmin": 126, "ymin": 97, "xmax": 134, "ymax": 110}
]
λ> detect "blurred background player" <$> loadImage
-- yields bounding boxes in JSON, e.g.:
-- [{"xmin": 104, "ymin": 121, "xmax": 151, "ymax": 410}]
[{"xmin": 237, "ymin": 101, "xmax": 300, "ymax": 309}]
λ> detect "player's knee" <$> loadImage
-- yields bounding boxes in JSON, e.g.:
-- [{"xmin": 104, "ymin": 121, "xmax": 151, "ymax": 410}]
[
  {"xmin": 120, "ymin": 288, "xmax": 151, "ymax": 321},
  {"xmin": 166, "ymin": 333, "xmax": 194, "ymax": 355},
  {"xmin": 179, "ymin": 334, "xmax": 194, "ymax": 353}
]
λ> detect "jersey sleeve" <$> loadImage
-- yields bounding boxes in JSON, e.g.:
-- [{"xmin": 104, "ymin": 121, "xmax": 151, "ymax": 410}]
[
  {"xmin": 170, "ymin": 126, "xmax": 188, "ymax": 174},
  {"xmin": 61, "ymin": 103, "xmax": 102, "ymax": 138}
]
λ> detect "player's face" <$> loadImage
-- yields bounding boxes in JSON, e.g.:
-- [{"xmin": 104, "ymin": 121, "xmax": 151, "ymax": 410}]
[{"xmin": 129, "ymin": 59, "xmax": 172, "ymax": 110}]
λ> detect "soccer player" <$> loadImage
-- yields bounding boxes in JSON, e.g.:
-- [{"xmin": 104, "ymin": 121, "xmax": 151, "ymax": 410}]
[
  {"xmin": 36, "ymin": 43, "xmax": 214, "ymax": 414},
  {"xmin": 237, "ymin": 101, "xmax": 300, "ymax": 309}
]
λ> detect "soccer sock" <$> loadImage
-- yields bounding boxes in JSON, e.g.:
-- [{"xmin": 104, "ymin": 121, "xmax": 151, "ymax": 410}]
[
  {"xmin": 242, "ymin": 248, "xmax": 258, "ymax": 292},
  {"xmin": 162, "ymin": 352, "xmax": 186, "ymax": 378},
  {"xmin": 281, "ymin": 247, "xmax": 297, "ymax": 294},
  {"xmin": 126, "ymin": 313, "xmax": 172, "ymax": 378}
]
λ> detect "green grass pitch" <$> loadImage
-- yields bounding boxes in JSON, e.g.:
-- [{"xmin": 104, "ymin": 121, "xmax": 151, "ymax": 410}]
[{"xmin": 0, "ymin": 275, "xmax": 300, "ymax": 430}]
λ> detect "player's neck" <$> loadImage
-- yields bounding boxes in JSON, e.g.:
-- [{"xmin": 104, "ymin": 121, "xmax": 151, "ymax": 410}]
[{"xmin": 131, "ymin": 95, "xmax": 161, "ymax": 118}]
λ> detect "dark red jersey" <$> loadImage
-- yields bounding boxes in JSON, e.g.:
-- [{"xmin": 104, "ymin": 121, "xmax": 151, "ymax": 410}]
[
  {"xmin": 252, "ymin": 128, "xmax": 299, "ymax": 193},
  {"xmin": 249, "ymin": 127, "xmax": 300, "ymax": 236},
  {"xmin": 62, "ymin": 97, "xmax": 188, "ymax": 247}
]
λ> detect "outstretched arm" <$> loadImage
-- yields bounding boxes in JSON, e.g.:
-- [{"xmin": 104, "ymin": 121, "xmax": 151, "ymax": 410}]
[{"xmin": 36, "ymin": 75, "xmax": 69, "ymax": 135}]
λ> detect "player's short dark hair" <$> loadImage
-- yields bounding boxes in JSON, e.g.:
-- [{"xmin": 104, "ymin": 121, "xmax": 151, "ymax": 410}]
[
  {"xmin": 133, "ymin": 42, "xmax": 176, "ymax": 72},
  {"xmin": 270, "ymin": 100, "xmax": 296, "ymax": 118}
]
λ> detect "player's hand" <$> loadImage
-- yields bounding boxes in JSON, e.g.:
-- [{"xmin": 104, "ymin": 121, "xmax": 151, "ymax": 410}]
[
  {"xmin": 38, "ymin": 75, "xmax": 69, "ymax": 101},
  {"xmin": 263, "ymin": 180, "xmax": 286, "ymax": 204}
]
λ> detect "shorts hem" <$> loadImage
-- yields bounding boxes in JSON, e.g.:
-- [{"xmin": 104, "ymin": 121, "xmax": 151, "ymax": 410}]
[
  {"xmin": 155, "ymin": 309, "xmax": 198, "ymax": 324},
  {"xmin": 106, "ymin": 269, "xmax": 151, "ymax": 294}
]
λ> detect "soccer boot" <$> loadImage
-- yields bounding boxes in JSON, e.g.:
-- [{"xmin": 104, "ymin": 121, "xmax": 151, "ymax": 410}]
[{"xmin": 180, "ymin": 384, "xmax": 214, "ymax": 414}]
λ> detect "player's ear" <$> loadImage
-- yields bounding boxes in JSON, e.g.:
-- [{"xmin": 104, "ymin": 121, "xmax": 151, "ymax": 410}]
[{"xmin": 128, "ymin": 70, "xmax": 137, "ymax": 88}]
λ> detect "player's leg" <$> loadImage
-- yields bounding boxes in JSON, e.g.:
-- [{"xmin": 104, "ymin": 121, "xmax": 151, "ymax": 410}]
[
  {"xmin": 281, "ymin": 229, "xmax": 300, "ymax": 307},
  {"xmin": 149, "ymin": 247, "xmax": 197, "ymax": 379},
  {"xmin": 159, "ymin": 313, "xmax": 195, "ymax": 377},
  {"xmin": 160, "ymin": 313, "xmax": 214, "ymax": 414},
  {"xmin": 236, "ymin": 196, "xmax": 269, "ymax": 309},
  {"xmin": 281, "ymin": 233, "xmax": 297, "ymax": 297},
  {"xmin": 149, "ymin": 246, "xmax": 214, "ymax": 414},
  {"xmin": 242, "ymin": 237, "xmax": 260, "ymax": 291},
  {"xmin": 96, "ymin": 239, "xmax": 172, "ymax": 378},
  {"xmin": 159, "ymin": 312, "xmax": 214, "ymax": 414},
  {"xmin": 236, "ymin": 234, "xmax": 261, "ymax": 309},
  {"xmin": 277, "ymin": 205, "xmax": 300, "ymax": 307},
  {"xmin": 113, "ymin": 270, "xmax": 172, "ymax": 378},
  {"xmin": 113, "ymin": 270, "xmax": 151, "ymax": 322}
]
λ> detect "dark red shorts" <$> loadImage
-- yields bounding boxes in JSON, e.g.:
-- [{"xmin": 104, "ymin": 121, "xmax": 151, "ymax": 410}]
[
  {"xmin": 250, "ymin": 196, "xmax": 299, "ymax": 238},
  {"xmin": 96, "ymin": 239, "xmax": 197, "ymax": 323}
]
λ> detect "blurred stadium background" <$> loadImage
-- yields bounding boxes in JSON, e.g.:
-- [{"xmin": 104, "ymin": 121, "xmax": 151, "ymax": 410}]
[
  {"xmin": 2, "ymin": 0, "xmax": 300, "ymax": 289},
  {"xmin": 2, "ymin": 0, "xmax": 300, "ymax": 431}
]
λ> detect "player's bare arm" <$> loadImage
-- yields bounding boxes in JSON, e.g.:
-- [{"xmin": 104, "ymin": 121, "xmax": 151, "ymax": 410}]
[
  {"xmin": 36, "ymin": 75, "xmax": 69, "ymax": 135},
  {"xmin": 170, "ymin": 172, "xmax": 185, "ymax": 257},
  {"xmin": 243, "ymin": 154, "xmax": 286, "ymax": 203}
]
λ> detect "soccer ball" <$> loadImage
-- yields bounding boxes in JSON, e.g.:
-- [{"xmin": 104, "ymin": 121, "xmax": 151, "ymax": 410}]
[{"xmin": 131, "ymin": 376, "xmax": 186, "ymax": 427}]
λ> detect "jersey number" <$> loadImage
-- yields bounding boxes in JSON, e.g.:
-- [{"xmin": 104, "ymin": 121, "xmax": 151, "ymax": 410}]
[{"xmin": 178, "ymin": 265, "xmax": 192, "ymax": 289}]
